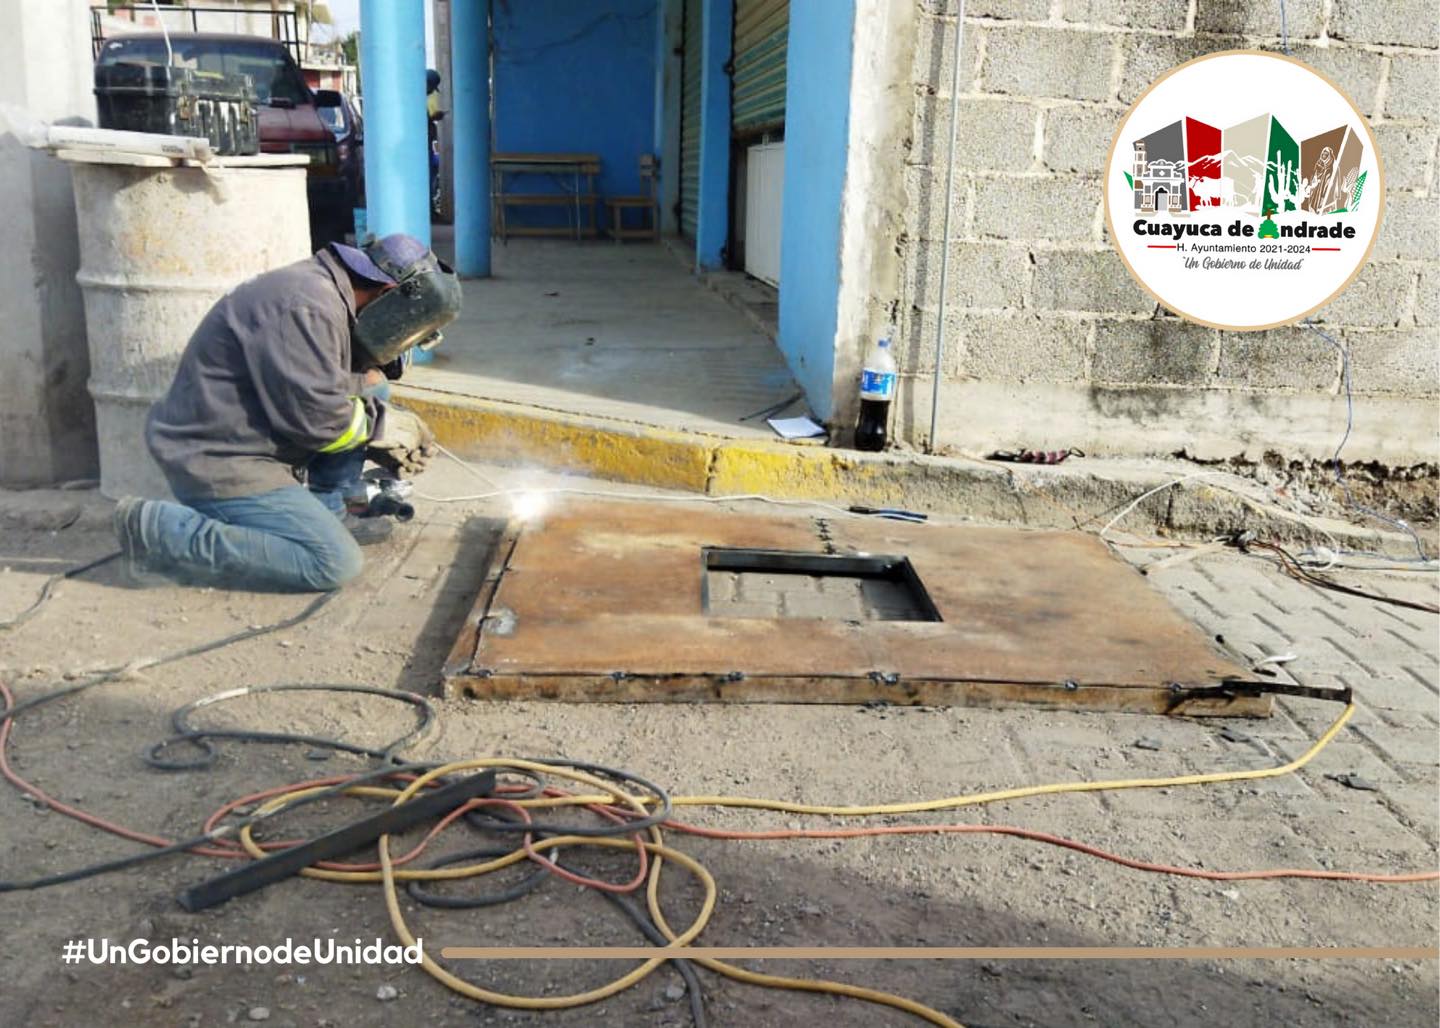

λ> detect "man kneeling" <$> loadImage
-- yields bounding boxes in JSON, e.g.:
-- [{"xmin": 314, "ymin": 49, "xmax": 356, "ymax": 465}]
[{"xmin": 113, "ymin": 234, "xmax": 461, "ymax": 592}]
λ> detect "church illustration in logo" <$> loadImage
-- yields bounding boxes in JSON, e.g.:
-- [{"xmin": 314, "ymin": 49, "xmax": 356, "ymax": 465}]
[{"xmin": 1126, "ymin": 113, "xmax": 1366, "ymax": 217}]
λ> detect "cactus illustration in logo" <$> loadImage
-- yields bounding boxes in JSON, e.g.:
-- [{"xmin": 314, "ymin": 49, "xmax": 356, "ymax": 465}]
[{"xmin": 1349, "ymin": 170, "xmax": 1367, "ymax": 212}]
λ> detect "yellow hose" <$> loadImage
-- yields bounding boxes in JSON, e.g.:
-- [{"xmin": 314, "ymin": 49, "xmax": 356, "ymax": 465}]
[
  {"xmin": 384, "ymin": 831, "xmax": 717, "ymax": 1009},
  {"xmin": 667, "ymin": 702, "xmax": 1355, "ymax": 816},
  {"xmin": 238, "ymin": 703, "xmax": 1365, "ymax": 1027}
]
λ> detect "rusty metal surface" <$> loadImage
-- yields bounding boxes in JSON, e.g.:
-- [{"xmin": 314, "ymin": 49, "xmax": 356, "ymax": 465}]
[{"xmin": 444, "ymin": 500, "xmax": 1267, "ymax": 716}]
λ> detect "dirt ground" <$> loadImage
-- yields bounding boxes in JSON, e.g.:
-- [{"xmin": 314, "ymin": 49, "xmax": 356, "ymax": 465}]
[{"xmin": 1, "ymin": 461, "xmax": 1436, "ymax": 1028}]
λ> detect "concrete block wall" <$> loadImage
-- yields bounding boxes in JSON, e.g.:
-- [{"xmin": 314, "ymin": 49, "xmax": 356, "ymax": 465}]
[{"xmin": 885, "ymin": 0, "xmax": 1439, "ymax": 464}]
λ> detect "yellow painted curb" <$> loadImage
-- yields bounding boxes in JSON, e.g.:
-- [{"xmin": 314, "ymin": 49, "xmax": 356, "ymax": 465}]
[
  {"xmin": 398, "ymin": 386, "xmax": 936, "ymax": 506},
  {"xmin": 391, "ymin": 387, "xmax": 1400, "ymax": 552},
  {"xmin": 395, "ymin": 388, "xmax": 713, "ymax": 493},
  {"xmin": 708, "ymin": 442, "xmax": 911, "ymax": 504},
  {"xmin": 398, "ymin": 387, "xmax": 947, "ymax": 508}
]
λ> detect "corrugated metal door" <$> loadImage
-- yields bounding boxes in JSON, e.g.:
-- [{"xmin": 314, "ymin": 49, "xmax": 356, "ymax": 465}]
[
  {"xmin": 679, "ymin": 0, "xmax": 704, "ymax": 240},
  {"xmin": 731, "ymin": 0, "xmax": 788, "ymax": 135}
]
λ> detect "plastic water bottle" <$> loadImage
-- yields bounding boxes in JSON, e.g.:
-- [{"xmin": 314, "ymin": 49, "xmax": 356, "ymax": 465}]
[{"xmin": 854, "ymin": 337, "xmax": 896, "ymax": 452}]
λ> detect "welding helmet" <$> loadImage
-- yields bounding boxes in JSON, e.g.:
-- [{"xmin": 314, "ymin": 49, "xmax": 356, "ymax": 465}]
[{"xmin": 330, "ymin": 234, "xmax": 462, "ymax": 367}]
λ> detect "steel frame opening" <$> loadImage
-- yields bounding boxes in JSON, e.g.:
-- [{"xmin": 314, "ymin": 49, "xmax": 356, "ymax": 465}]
[
  {"xmin": 701, "ymin": 547, "xmax": 944, "ymax": 623},
  {"xmin": 443, "ymin": 500, "xmax": 1266, "ymax": 716}
]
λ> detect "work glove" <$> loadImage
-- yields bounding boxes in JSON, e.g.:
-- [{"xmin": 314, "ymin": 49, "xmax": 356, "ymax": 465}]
[
  {"xmin": 381, "ymin": 350, "xmax": 411, "ymax": 381},
  {"xmin": 360, "ymin": 368, "xmax": 391, "ymax": 402},
  {"xmin": 367, "ymin": 405, "xmax": 437, "ymax": 477}
]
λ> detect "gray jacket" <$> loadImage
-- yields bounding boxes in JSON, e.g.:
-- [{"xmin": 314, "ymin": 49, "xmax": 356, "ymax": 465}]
[{"xmin": 147, "ymin": 250, "xmax": 374, "ymax": 499}]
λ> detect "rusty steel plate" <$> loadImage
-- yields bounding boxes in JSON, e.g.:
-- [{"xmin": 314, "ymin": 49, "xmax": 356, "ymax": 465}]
[{"xmin": 443, "ymin": 500, "xmax": 1270, "ymax": 717}]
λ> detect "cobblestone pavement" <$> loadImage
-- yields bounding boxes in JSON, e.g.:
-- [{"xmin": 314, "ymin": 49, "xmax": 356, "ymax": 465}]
[{"xmin": 1138, "ymin": 544, "xmax": 1439, "ymax": 846}]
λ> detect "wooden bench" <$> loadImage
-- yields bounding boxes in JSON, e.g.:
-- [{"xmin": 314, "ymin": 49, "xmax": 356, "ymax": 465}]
[
  {"xmin": 491, "ymin": 152, "xmax": 601, "ymax": 241},
  {"xmin": 606, "ymin": 154, "xmax": 659, "ymax": 242}
]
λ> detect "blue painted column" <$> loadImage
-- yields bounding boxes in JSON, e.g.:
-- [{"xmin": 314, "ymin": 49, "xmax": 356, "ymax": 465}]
[
  {"xmin": 656, "ymin": 0, "xmax": 685, "ymax": 236},
  {"xmin": 776, "ymin": 0, "xmax": 856, "ymax": 420},
  {"xmin": 452, "ymin": 0, "xmax": 492, "ymax": 276},
  {"xmin": 360, "ymin": 0, "xmax": 430, "ymax": 245},
  {"xmin": 652, "ymin": 0, "xmax": 668, "ymax": 156},
  {"xmin": 695, "ymin": 0, "xmax": 733, "ymax": 270}
]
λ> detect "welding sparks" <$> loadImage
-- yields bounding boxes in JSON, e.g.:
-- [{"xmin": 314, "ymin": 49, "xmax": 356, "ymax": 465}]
[{"xmin": 510, "ymin": 490, "xmax": 549, "ymax": 523}]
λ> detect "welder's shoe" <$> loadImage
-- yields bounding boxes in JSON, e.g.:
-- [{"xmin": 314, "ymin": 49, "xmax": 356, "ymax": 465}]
[
  {"xmin": 341, "ymin": 513, "xmax": 394, "ymax": 547},
  {"xmin": 111, "ymin": 496, "xmax": 168, "ymax": 588}
]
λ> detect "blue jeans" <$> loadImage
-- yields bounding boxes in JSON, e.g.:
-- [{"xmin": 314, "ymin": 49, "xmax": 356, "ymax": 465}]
[{"xmin": 139, "ymin": 451, "xmax": 366, "ymax": 592}]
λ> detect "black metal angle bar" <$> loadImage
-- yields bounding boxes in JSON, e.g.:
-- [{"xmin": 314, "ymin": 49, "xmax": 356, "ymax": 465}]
[{"xmin": 177, "ymin": 770, "xmax": 497, "ymax": 912}]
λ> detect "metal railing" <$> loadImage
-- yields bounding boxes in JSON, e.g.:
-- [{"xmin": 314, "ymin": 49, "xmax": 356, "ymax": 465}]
[{"xmin": 91, "ymin": 4, "xmax": 303, "ymax": 64}]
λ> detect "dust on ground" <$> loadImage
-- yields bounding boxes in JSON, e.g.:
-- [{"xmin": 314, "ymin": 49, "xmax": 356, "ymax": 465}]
[{"xmin": 1, "ymin": 462, "xmax": 1436, "ymax": 1028}]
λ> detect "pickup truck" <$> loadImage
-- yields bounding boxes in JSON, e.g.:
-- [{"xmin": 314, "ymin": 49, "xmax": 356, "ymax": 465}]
[
  {"xmin": 317, "ymin": 90, "xmax": 365, "ymax": 220},
  {"xmin": 96, "ymin": 32, "xmax": 354, "ymax": 246}
]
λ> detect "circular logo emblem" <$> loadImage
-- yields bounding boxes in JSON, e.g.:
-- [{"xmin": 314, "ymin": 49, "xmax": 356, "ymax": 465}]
[{"xmin": 1104, "ymin": 50, "xmax": 1384, "ymax": 331}]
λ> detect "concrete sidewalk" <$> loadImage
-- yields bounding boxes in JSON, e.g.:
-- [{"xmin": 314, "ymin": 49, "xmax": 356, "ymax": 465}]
[{"xmin": 411, "ymin": 238, "xmax": 801, "ymax": 440}]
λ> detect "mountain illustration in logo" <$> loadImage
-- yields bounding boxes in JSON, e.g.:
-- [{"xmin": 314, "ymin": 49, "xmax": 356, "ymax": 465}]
[{"xmin": 1126, "ymin": 114, "xmax": 1366, "ymax": 216}]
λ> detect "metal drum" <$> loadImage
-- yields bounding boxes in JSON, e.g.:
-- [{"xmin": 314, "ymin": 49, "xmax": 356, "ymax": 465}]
[{"xmin": 68, "ymin": 159, "xmax": 309, "ymax": 498}]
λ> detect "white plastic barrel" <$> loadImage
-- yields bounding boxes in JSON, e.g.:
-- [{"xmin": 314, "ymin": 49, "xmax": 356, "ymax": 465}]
[{"xmin": 67, "ymin": 156, "xmax": 310, "ymax": 498}]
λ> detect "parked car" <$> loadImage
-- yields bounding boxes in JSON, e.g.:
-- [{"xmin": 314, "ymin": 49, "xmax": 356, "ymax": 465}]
[
  {"xmin": 316, "ymin": 90, "xmax": 364, "ymax": 223},
  {"xmin": 95, "ymin": 33, "xmax": 353, "ymax": 247}
]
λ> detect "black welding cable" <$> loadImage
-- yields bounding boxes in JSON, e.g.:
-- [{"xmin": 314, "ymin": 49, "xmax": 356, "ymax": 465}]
[
  {"xmin": 1, "ymin": 759, "xmax": 558, "ymax": 896},
  {"xmin": 0, "ymin": 590, "xmax": 338, "ymax": 724},
  {"xmin": 0, "ymin": 593, "xmax": 447, "ymax": 894},
  {"xmin": 0, "ymin": 762, "xmax": 435, "ymax": 895},
  {"xmin": 0, "ymin": 550, "xmax": 120, "ymax": 632},
  {"xmin": 601, "ymin": 890, "xmax": 708, "ymax": 1028},
  {"xmin": 404, "ymin": 819, "xmax": 708, "ymax": 1028},
  {"xmin": 454, "ymin": 778, "xmax": 705, "ymax": 1026},
  {"xmin": 405, "ymin": 843, "xmax": 557, "ymax": 909},
  {"xmin": 458, "ymin": 757, "xmax": 673, "ymax": 837},
  {"xmin": 145, "ymin": 683, "xmax": 438, "ymax": 771},
  {"xmin": 1243, "ymin": 538, "xmax": 1440, "ymax": 615},
  {"xmin": 0, "ymin": 574, "xmax": 684, "ymax": 937},
  {"xmin": 406, "ymin": 803, "xmax": 571, "ymax": 908},
  {"xmin": 478, "ymin": 767, "xmax": 547, "ymax": 801}
]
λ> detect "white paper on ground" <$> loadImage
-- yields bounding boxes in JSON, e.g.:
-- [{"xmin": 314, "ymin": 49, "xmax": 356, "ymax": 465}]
[{"xmin": 767, "ymin": 416, "xmax": 827, "ymax": 439}]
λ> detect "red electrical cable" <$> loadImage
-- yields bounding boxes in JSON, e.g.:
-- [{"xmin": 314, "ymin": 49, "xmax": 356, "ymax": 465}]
[
  {"xmin": 4, "ymin": 680, "xmax": 1436, "ymax": 890},
  {"xmin": 652, "ymin": 816, "xmax": 1440, "ymax": 884},
  {"xmin": 1, "ymin": 679, "xmax": 564, "ymax": 873},
  {"xmin": 0, "ymin": 679, "xmax": 237, "ymax": 856},
  {"xmin": 516, "ymin": 790, "xmax": 651, "ymax": 894}
]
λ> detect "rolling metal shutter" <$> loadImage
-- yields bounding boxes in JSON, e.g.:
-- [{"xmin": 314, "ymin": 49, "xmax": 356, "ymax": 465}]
[
  {"xmin": 679, "ymin": 0, "xmax": 703, "ymax": 240},
  {"xmin": 731, "ymin": 0, "xmax": 788, "ymax": 135}
]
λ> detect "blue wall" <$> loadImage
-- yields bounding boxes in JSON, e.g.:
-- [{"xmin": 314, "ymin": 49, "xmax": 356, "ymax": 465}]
[
  {"xmin": 776, "ymin": 0, "xmax": 855, "ymax": 420},
  {"xmin": 493, "ymin": 0, "xmax": 658, "ymax": 228}
]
